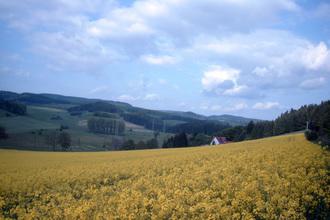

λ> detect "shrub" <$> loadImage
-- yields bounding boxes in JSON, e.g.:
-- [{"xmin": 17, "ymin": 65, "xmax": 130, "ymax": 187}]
[{"xmin": 305, "ymin": 130, "xmax": 318, "ymax": 141}]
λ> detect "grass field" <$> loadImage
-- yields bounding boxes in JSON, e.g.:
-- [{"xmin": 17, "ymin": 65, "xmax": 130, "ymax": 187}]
[
  {"xmin": 0, "ymin": 105, "xmax": 171, "ymax": 151},
  {"xmin": 0, "ymin": 134, "xmax": 329, "ymax": 219}
]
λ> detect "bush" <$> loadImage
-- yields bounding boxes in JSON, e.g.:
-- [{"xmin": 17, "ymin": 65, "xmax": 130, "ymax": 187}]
[
  {"xmin": 0, "ymin": 126, "xmax": 8, "ymax": 139},
  {"xmin": 305, "ymin": 130, "xmax": 318, "ymax": 141},
  {"xmin": 58, "ymin": 132, "xmax": 71, "ymax": 151},
  {"xmin": 318, "ymin": 134, "xmax": 330, "ymax": 148}
]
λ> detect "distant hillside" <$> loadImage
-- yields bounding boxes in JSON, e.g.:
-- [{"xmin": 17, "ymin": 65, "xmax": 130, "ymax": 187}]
[
  {"xmin": 218, "ymin": 100, "xmax": 330, "ymax": 146},
  {"xmin": 0, "ymin": 91, "xmax": 70, "ymax": 105},
  {"xmin": 208, "ymin": 114, "xmax": 260, "ymax": 126},
  {"xmin": 0, "ymin": 91, "xmax": 257, "ymax": 126},
  {"xmin": 0, "ymin": 90, "xmax": 259, "ymax": 151}
]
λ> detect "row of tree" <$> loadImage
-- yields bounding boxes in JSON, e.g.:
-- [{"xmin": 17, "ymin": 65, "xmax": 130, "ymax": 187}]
[
  {"xmin": 87, "ymin": 118, "xmax": 125, "ymax": 135},
  {"xmin": 0, "ymin": 126, "xmax": 8, "ymax": 139},
  {"xmin": 44, "ymin": 131, "xmax": 71, "ymax": 151},
  {"xmin": 120, "ymin": 138, "xmax": 159, "ymax": 150},
  {"xmin": 218, "ymin": 101, "xmax": 330, "ymax": 146},
  {"xmin": 167, "ymin": 120, "xmax": 230, "ymax": 135},
  {"xmin": 122, "ymin": 112, "xmax": 164, "ymax": 131},
  {"xmin": 162, "ymin": 132, "xmax": 211, "ymax": 148},
  {"xmin": 68, "ymin": 101, "xmax": 233, "ymax": 134},
  {"xmin": 0, "ymin": 99, "xmax": 27, "ymax": 115},
  {"xmin": 68, "ymin": 101, "xmax": 121, "ymax": 114}
]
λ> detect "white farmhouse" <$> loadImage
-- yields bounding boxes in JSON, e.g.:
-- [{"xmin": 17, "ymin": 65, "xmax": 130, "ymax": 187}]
[{"xmin": 210, "ymin": 136, "xmax": 228, "ymax": 145}]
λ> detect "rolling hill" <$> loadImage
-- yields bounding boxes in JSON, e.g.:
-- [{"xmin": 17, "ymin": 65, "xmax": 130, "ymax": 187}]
[
  {"xmin": 0, "ymin": 90, "xmax": 258, "ymax": 151},
  {"xmin": 0, "ymin": 91, "xmax": 257, "ymax": 126}
]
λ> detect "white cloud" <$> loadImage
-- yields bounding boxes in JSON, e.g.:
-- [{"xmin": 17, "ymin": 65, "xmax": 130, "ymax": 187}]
[
  {"xmin": 143, "ymin": 93, "xmax": 160, "ymax": 101},
  {"xmin": 200, "ymin": 102, "xmax": 248, "ymax": 112},
  {"xmin": 225, "ymin": 102, "xmax": 248, "ymax": 111},
  {"xmin": 301, "ymin": 42, "xmax": 330, "ymax": 71},
  {"xmin": 0, "ymin": 0, "xmax": 303, "ymax": 66},
  {"xmin": 253, "ymin": 102, "xmax": 280, "ymax": 110},
  {"xmin": 201, "ymin": 65, "xmax": 256, "ymax": 98},
  {"xmin": 141, "ymin": 54, "xmax": 178, "ymax": 65},
  {"xmin": 31, "ymin": 32, "xmax": 122, "ymax": 72},
  {"xmin": 89, "ymin": 86, "xmax": 110, "ymax": 94},
  {"xmin": 86, "ymin": 16, "xmax": 154, "ymax": 39},
  {"xmin": 223, "ymin": 85, "xmax": 248, "ymax": 96},
  {"xmin": 252, "ymin": 66, "xmax": 270, "ymax": 77},
  {"xmin": 201, "ymin": 65, "xmax": 240, "ymax": 93},
  {"xmin": 117, "ymin": 93, "xmax": 160, "ymax": 102},
  {"xmin": 117, "ymin": 94, "xmax": 137, "ymax": 102},
  {"xmin": 196, "ymin": 29, "xmax": 330, "ymax": 94},
  {"xmin": 300, "ymin": 77, "xmax": 326, "ymax": 89}
]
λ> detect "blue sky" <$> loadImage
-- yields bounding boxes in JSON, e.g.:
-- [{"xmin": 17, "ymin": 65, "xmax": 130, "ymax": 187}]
[{"xmin": 0, "ymin": 0, "xmax": 329, "ymax": 120}]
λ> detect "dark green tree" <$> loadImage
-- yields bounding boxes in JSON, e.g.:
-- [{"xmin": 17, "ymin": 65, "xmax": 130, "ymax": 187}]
[
  {"xmin": 0, "ymin": 126, "xmax": 8, "ymax": 139},
  {"xmin": 58, "ymin": 132, "xmax": 71, "ymax": 151},
  {"xmin": 135, "ymin": 140, "xmax": 146, "ymax": 150},
  {"xmin": 146, "ymin": 138, "xmax": 159, "ymax": 149},
  {"xmin": 246, "ymin": 121, "xmax": 255, "ymax": 135},
  {"xmin": 121, "ymin": 139, "xmax": 135, "ymax": 150},
  {"xmin": 163, "ymin": 133, "xmax": 188, "ymax": 148},
  {"xmin": 45, "ymin": 130, "xmax": 58, "ymax": 151},
  {"xmin": 189, "ymin": 133, "xmax": 211, "ymax": 146}
]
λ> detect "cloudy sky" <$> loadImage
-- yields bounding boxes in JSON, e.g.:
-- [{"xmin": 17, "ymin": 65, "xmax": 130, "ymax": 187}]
[{"xmin": 0, "ymin": 0, "xmax": 329, "ymax": 119}]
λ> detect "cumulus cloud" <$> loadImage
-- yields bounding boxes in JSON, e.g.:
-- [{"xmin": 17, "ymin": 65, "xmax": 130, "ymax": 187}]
[
  {"xmin": 30, "ymin": 32, "xmax": 122, "ymax": 72},
  {"xmin": 86, "ymin": 16, "xmax": 154, "ymax": 39},
  {"xmin": 201, "ymin": 65, "xmax": 258, "ymax": 98},
  {"xmin": 201, "ymin": 65, "xmax": 240, "ymax": 93},
  {"xmin": 253, "ymin": 102, "xmax": 280, "ymax": 110},
  {"xmin": 196, "ymin": 29, "xmax": 330, "ymax": 94},
  {"xmin": 301, "ymin": 42, "xmax": 330, "ymax": 71},
  {"xmin": 0, "ymin": 0, "xmax": 304, "ymax": 72},
  {"xmin": 223, "ymin": 85, "xmax": 249, "ymax": 96}
]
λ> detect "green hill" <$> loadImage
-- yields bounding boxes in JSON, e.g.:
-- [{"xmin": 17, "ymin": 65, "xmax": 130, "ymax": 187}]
[{"xmin": 0, "ymin": 90, "xmax": 259, "ymax": 151}]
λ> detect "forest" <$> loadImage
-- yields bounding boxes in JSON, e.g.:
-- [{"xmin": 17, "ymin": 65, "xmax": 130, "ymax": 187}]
[{"xmin": 218, "ymin": 100, "xmax": 330, "ymax": 146}]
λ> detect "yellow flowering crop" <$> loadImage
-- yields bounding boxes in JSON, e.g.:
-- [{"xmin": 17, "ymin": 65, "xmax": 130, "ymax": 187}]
[{"xmin": 0, "ymin": 134, "xmax": 329, "ymax": 219}]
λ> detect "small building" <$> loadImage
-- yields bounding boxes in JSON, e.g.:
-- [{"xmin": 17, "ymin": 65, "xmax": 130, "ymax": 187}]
[{"xmin": 210, "ymin": 136, "xmax": 228, "ymax": 145}]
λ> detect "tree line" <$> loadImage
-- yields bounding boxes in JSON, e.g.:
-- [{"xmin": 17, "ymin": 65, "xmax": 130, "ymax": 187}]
[
  {"xmin": 44, "ymin": 131, "xmax": 71, "ymax": 151},
  {"xmin": 68, "ymin": 101, "xmax": 230, "ymax": 133},
  {"xmin": 0, "ymin": 99, "xmax": 27, "ymax": 115},
  {"xmin": 119, "ymin": 138, "xmax": 159, "ymax": 150},
  {"xmin": 68, "ymin": 101, "xmax": 122, "ymax": 114},
  {"xmin": 162, "ymin": 132, "xmax": 211, "ymax": 148},
  {"xmin": 167, "ymin": 120, "xmax": 230, "ymax": 135},
  {"xmin": 87, "ymin": 117, "xmax": 125, "ymax": 135},
  {"xmin": 218, "ymin": 100, "xmax": 330, "ymax": 146},
  {"xmin": 122, "ymin": 112, "xmax": 164, "ymax": 131}
]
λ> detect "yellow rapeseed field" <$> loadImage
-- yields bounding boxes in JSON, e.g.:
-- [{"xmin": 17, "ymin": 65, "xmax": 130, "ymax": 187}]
[{"xmin": 0, "ymin": 134, "xmax": 329, "ymax": 219}]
